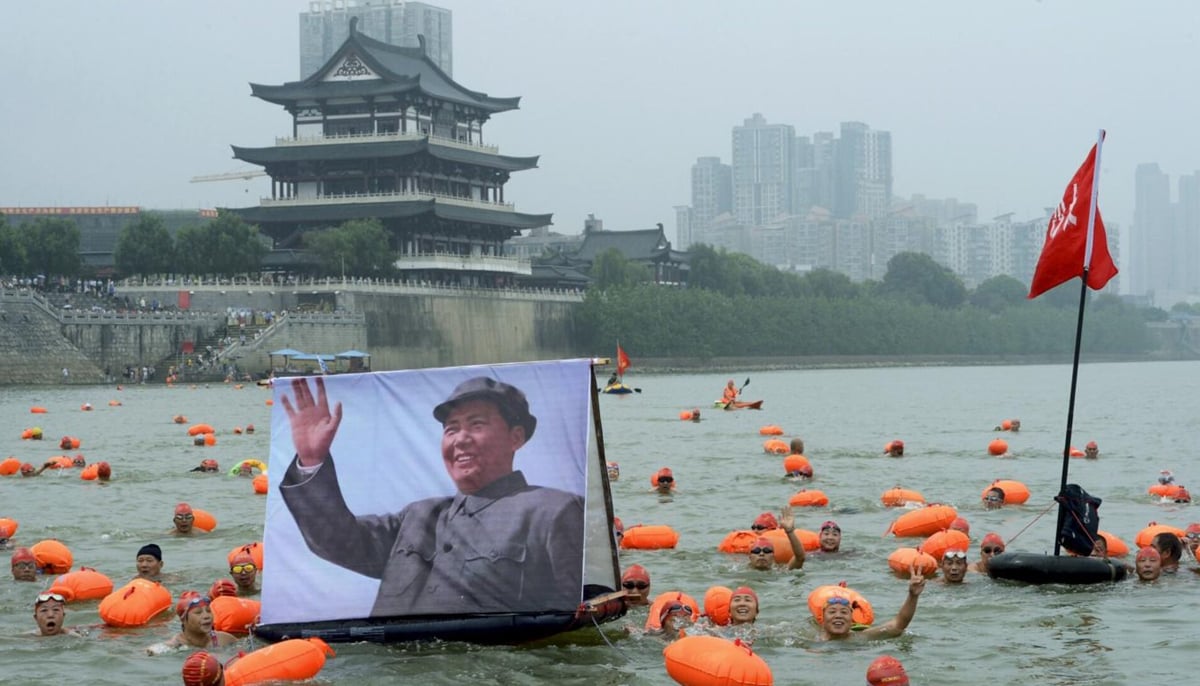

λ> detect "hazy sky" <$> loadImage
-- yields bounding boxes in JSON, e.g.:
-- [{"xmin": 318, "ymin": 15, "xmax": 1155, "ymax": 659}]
[{"xmin": 2, "ymin": 0, "xmax": 1197, "ymax": 254}]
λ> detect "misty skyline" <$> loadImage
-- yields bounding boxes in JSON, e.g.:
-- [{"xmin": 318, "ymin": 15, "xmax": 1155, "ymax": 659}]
[{"xmin": 2, "ymin": 0, "xmax": 1197, "ymax": 267}]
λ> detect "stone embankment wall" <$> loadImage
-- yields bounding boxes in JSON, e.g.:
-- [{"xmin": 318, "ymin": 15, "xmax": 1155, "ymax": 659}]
[{"xmin": 0, "ymin": 291, "xmax": 104, "ymax": 384}]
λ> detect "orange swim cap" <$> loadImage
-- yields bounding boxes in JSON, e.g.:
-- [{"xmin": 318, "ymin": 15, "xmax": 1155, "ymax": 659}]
[
  {"xmin": 209, "ymin": 579, "xmax": 237, "ymax": 598},
  {"xmin": 866, "ymin": 655, "xmax": 909, "ymax": 685},
  {"xmin": 181, "ymin": 651, "xmax": 223, "ymax": 686},
  {"xmin": 175, "ymin": 503, "xmax": 194, "ymax": 517}
]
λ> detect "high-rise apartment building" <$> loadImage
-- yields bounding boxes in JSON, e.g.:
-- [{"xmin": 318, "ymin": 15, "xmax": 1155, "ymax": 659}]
[
  {"xmin": 834, "ymin": 122, "xmax": 892, "ymax": 220},
  {"xmin": 1131, "ymin": 163, "xmax": 1172, "ymax": 301},
  {"xmin": 732, "ymin": 114, "xmax": 795, "ymax": 226},
  {"xmin": 687, "ymin": 157, "xmax": 732, "ymax": 249},
  {"xmin": 300, "ymin": 1, "xmax": 452, "ymax": 78}
]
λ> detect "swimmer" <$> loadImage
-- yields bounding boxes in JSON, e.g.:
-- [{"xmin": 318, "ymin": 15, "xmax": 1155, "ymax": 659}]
[
  {"xmin": 190, "ymin": 459, "xmax": 220, "ymax": 473},
  {"xmin": 817, "ymin": 572, "xmax": 926, "ymax": 641},
  {"xmin": 182, "ymin": 651, "xmax": 226, "ymax": 686},
  {"xmin": 147, "ymin": 593, "xmax": 239, "ymax": 654},
  {"xmin": 170, "ymin": 503, "xmax": 207, "ymax": 536},
  {"xmin": 613, "ymin": 516, "xmax": 624, "ymax": 547},
  {"xmin": 236, "ymin": 462, "xmax": 255, "ymax": 477},
  {"xmin": 689, "ymin": 408, "xmax": 701, "ymax": 422},
  {"xmin": 71, "ymin": 454, "xmax": 86, "ymax": 468},
  {"xmin": 817, "ymin": 520, "xmax": 842, "ymax": 553},
  {"xmin": 1158, "ymin": 470, "xmax": 1175, "ymax": 485},
  {"xmin": 245, "ymin": 424, "xmax": 255, "ymax": 434},
  {"xmin": 949, "ymin": 517, "xmax": 970, "ymax": 536},
  {"xmin": 228, "ymin": 550, "xmax": 260, "ymax": 596},
  {"xmin": 939, "ymin": 548, "xmax": 968, "ymax": 583},
  {"xmin": 970, "ymin": 532, "xmax": 1005, "ymax": 573},
  {"xmin": 728, "ymin": 586, "xmax": 759, "ymax": 625},
  {"xmin": 653, "ymin": 600, "xmax": 694, "ymax": 640},
  {"xmin": 620, "ymin": 564, "xmax": 651, "ymax": 606},
  {"xmin": 96, "ymin": 461, "xmax": 112, "ymax": 481},
  {"xmin": 652, "ymin": 468, "xmax": 675, "ymax": 496},
  {"xmin": 135, "ymin": 543, "xmax": 164, "ymax": 581},
  {"xmin": 748, "ymin": 506, "xmax": 806, "ymax": 570},
  {"xmin": 1090, "ymin": 536, "xmax": 1109, "ymax": 558},
  {"xmin": 884, "ymin": 440, "xmax": 904, "ymax": 457},
  {"xmin": 1010, "ymin": 419, "xmax": 1021, "ymax": 432},
  {"xmin": 19, "ymin": 462, "xmax": 37, "ymax": 477},
  {"xmin": 1151, "ymin": 532, "xmax": 1182, "ymax": 573},
  {"xmin": 789, "ymin": 437, "xmax": 805, "ymax": 455},
  {"xmin": 209, "ymin": 578, "xmax": 237, "ymax": 599},
  {"xmin": 33, "ymin": 592, "xmax": 76, "ymax": 636},
  {"xmin": 983, "ymin": 487, "xmax": 1005, "ymax": 510},
  {"xmin": 1084, "ymin": 441, "xmax": 1099, "ymax": 459},
  {"xmin": 750, "ymin": 512, "xmax": 779, "ymax": 532},
  {"xmin": 1184, "ymin": 523, "xmax": 1200, "ymax": 555},
  {"xmin": 606, "ymin": 462, "xmax": 619, "ymax": 481},
  {"xmin": 1135, "ymin": 546, "xmax": 1162, "ymax": 582},
  {"xmin": 12, "ymin": 547, "xmax": 39, "ymax": 582},
  {"xmin": 866, "ymin": 655, "xmax": 910, "ymax": 686}
]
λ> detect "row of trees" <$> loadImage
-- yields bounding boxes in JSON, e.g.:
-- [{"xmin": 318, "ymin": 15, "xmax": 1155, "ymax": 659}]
[
  {"xmin": 575, "ymin": 245, "xmax": 1155, "ymax": 358},
  {"xmin": 0, "ymin": 213, "xmax": 398, "ymax": 281}
]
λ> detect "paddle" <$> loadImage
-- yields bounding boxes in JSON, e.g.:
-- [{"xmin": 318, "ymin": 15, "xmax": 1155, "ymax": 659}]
[{"xmin": 719, "ymin": 378, "xmax": 751, "ymax": 409}]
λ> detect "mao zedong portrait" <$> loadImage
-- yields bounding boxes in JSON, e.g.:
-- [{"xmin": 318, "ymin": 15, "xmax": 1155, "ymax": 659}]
[{"xmin": 279, "ymin": 375, "xmax": 585, "ymax": 617}]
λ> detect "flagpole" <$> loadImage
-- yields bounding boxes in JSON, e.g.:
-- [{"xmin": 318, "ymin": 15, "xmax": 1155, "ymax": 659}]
[{"xmin": 1052, "ymin": 129, "xmax": 1105, "ymax": 557}]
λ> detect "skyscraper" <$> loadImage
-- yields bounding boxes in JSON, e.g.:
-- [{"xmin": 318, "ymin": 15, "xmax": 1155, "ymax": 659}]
[
  {"xmin": 732, "ymin": 114, "xmax": 795, "ymax": 226},
  {"xmin": 300, "ymin": 1, "xmax": 452, "ymax": 78},
  {"xmin": 1131, "ymin": 163, "xmax": 1171, "ymax": 301},
  {"xmin": 688, "ymin": 157, "xmax": 732, "ymax": 249},
  {"xmin": 833, "ymin": 122, "xmax": 892, "ymax": 220}
]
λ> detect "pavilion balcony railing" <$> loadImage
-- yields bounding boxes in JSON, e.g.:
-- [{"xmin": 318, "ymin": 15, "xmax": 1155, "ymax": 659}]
[
  {"xmin": 112, "ymin": 276, "xmax": 584, "ymax": 303},
  {"xmin": 274, "ymin": 130, "xmax": 500, "ymax": 155},
  {"xmin": 393, "ymin": 252, "xmax": 532, "ymax": 275},
  {"xmin": 259, "ymin": 190, "xmax": 515, "ymax": 211}
]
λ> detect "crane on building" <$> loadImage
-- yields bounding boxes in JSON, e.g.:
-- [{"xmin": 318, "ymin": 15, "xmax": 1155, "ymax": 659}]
[{"xmin": 190, "ymin": 169, "xmax": 268, "ymax": 183}]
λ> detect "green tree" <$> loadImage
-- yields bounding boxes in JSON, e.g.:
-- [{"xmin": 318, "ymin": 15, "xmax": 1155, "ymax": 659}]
[
  {"xmin": 21, "ymin": 217, "xmax": 81, "ymax": 280},
  {"xmin": 204, "ymin": 213, "xmax": 268, "ymax": 276},
  {"xmin": 589, "ymin": 248, "xmax": 650, "ymax": 289},
  {"xmin": 799, "ymin": 268, "xmax": 861, "ymax": 300},
  {"xmin": 303, "ymin": 218, "xmax": 395, "ymax": 277},
  {"xmin": 0, "ymin": 215, "xmax": 28, "ymax": 275},
  {"xmin": 114, "ymin": 214, "xmax": 174, "ymax": 278},
  {"xmin": 970, "ymin": 275, "xmax": 1028, "ymax": 312},
  {"xmin": 881, "ymin": 252, "xmax": 966, "ymax": 308},
  {"xmin": 172, "ymin": 225, "xmax": 209, "ymax": 275}
]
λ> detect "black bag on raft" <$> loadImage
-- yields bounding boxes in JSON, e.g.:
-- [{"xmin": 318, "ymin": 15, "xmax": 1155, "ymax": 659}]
[{"xmin": 1055, "ymin": 484, "xmax": 1101, "ymax": 556}]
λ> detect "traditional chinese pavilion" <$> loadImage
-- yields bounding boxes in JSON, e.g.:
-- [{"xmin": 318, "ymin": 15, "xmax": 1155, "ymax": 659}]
[{"xmin": 231, "ymin": 18, "xmax": 550, "ymax": 287}]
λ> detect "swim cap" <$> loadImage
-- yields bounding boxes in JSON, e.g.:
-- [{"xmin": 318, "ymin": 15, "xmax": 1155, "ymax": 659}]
[
  {"xmin": 1186, "ymin": 523, "xmax": 1200, "ymax": 535},
  {"xmin": 866, "ymin": 655, "xmax": 909, "ymax": 685},
  {"xmin": 245, "ymin": 424, "xmax": 255, "ymax": 433},
  {"xmin": 175, "ymin": 503, "xmax": 193, "ymax": 516},
  {"xmin": 1136, "ymin": 546, "xmax": 1161, "ymax": 562},
  {"xmin": 19, "ymin": 463, "xmax": 34, "ymax": 476},
  {"xmin": 981, "ymin": 532, "xmax": 1005, "ymax": 549},
  {"xmin": 200, "ymin": 458, "xmax": 218, "ymax": 470},
  {"xmin": 613, "ymin": 516, "xmax": 624, "ymax": 534},
  {"xmin": 181, "ymin": 651, "xmax": 223, "ymax": 686},
  {"xmin": 892, "ymin": 440, "xmax": 904, "ymax": 449},
  {"xmin": 622, "ymin": 564, "xmax": 650, "ymax": 585},
  {"xmin": 11, "ymin": 547, "xmax": 36, "ymax": 566},
  {"xmin": 209, "ymin": 579, "xmax": 237, "ymax": 598},
  {"xmin": 659, "ymin": 600, "xmax": 691, "ymax": 625},
  {"xmin": 731, "ymin": 585, "xmax": 758, "ymax": 606},
  {"xmin": 96, "ymin": 462, "xmax": 111, "ymax": 479},
  {"xmin": 753, "ymin": 512, "xmax": 779, "ymax": 530},
  {"xmin": 949, "ymin": 517, "xmax": 970, "ymax": 535},
  {"xmin": 1085, "ymin": 441, "xmax": 1098, "ymax": 449},
  {"xmin": 71, "ymin": 454, "xmax": 85, "ymax": 466},
  {"xmin": 176, "ymin": 592, "xmax": 210, "ymax": 618},
  {"xmin": 752, "ymin": 536, "xmax": 773, "ymax": 550},
  {"xmin": 137, "ymin": 543, "xmax": 162, "ymax": 561},
  {"xmin": 230, "ymin": 550, "xmax": 255, "ymax": 568},
  {"xmin": 820, "ymin": 520, "xmax": 841, "ymax": 532}
]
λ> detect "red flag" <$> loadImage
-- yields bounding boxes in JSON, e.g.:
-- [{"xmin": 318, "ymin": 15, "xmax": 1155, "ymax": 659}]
[
  {"xmin": 1028, "ymin": 140, "xmax": 1119, "ymax": 298},
  {"xmin": 616, "ymin": 344, "xmax": 630, "ymax": 377}
]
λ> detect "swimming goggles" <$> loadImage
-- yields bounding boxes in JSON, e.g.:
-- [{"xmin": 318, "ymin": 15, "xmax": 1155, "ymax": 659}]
[
  {"xmin": 749, "ymin": 547, "xmax": 774, "ymax": 555},
  {"xmin": 825, "ymin": 596, "xmax": 852, "ymax": 607},
  {"xmin": 943, "ymin": 550, "xmax": 969, "ymax": 560},
  {"xmin": 981, "ymin": 546, "xmax": 1004, "ymax": 554},
  {"xmin": 622, "ymin": 580, "xmax": 649, "ymax": 590},
  {"xmin": 230, "ymin": 563, "xmax": 257, "ymax": 574},
  {"xmin": 36, "ymin": 592, "xmax": 66, "ymax": 604}
]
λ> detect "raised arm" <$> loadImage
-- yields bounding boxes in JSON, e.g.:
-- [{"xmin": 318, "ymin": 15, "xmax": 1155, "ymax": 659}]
[
  {"xmin": 780, "ymin": 505, "xmax": 806, "ymax": 570},
  {"xmin": 860, "ymin": 569, "xmax": 925, "ymax": 639},
  {"xmin": 279, "ymin": 377, "xmax": 343, "ymax": 467}
]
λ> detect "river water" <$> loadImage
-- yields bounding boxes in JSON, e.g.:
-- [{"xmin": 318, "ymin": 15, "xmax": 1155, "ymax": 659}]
[{"xmin": 1, "ymin": 360, "xmax": 1198, "ymax": 685}]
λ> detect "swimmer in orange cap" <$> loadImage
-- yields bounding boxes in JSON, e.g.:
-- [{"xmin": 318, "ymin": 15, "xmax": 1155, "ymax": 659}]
[
  {"xmin": 866, "ymin": 655, "xmax": 910, "ymax": 686},
  {"xmin": 606, "ymin": 462, "xmax": 620, "ymax": 481},
  {"xmin": 652, "ymin": 467, "xmax": 675, "ymax": 496},
  {"xmin": 190, "ymin": 459, "xmax": 220, "ymax": 474},
  {"xmin": 182, "ymin": 651, "xmax": 225, "ymax": 686},
  {"xmin": 71, "ymin": 454, "xmax": 85, "ymax": 468},
  {"xmin": 949, "ymin": 517, "xmax": 970, "ymax": 536},
  {"xmin": 751, "ymin": 512, "xmax": 779, "ymax": 532},
  {"xmin": 96, "ymin": 461, "xmax": 112, "ymax": 481},
  {"xmin": 613, "ymin": 517, "xmax": 624, "ymax": 547},
  {"xmin": 883, "ymin": 440, "xmax": 904, "ymax": 457},
  {"xmin": 19, "ymin": 462, "xmax": 37, "ymax": 477},
  {"xmin": 147, "ymin": 593, "xmax": 238, "ymax": 654},
  {"xmin": 689, "ymin": 408, "xmax": 701, "ymax": 422},
  {"xmin": 621, "ymin": 564, "xmax": 651, "ymax": 606},
  {"xmin": 209, "ymin": 578, "xmax": 237, "ymax": 599},
  {"xmin": 1135, "ymin": 546, "xmax": 1162, "ymax": 582},
  {"xmin": 170, "ymin": 503, "xmax": 206, "ymax": 536},
  {"xmin": 1184, "ymin": 523, "xmax": 1200, "ymax": 556},
  {"xmin": 228, "ymin": 550, "xmax": 260, "ymax": 596},
  {"xmin": 656, "ymin": 600, "xmax": 694, "ymax": 639},
  {"xmin": 939, "ymin": 548, "xmax": 969, "ymax": 584},
  {"xmin": 748, "ymin": 506, "xmax": 806, "ymax": 570},
  {"xmin": 818, "ymin": 572, "xmax": 925, "ymax": 641},
  {"xmin": 818, "ymin": 520, "xmax": 842, "ymax": 553},
  {"xmin": 11, "ymin": 547, "xmax": 39, "ymax": 582},
  {"xmin": 729, "ymin": 586, "xmax": 759, "ymax": 625},
  {"xmin": 970, "ymin": 533, "xmax": 1005, "ymax": 573},
  {"xmin": 1084, "ymin": 441, "xmax": 1099, "ymax": 459}
]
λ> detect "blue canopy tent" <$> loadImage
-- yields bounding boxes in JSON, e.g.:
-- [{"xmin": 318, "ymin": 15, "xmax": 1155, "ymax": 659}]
[
  {"xmin": 335, "ymin": 349, "xmax": 371, "ymax": 373},
  {"xmin": 268, "ymin": 348, "xmax": 307, "ymax": 372},
  {"xmin": 291, "ymin": 353, "xmax": 336, "ymax": 374}
]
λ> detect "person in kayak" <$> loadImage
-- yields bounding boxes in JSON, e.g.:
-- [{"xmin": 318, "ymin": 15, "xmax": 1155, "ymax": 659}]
[{"xmin": 722, "ymin": 380, "xmax": 739, "ymax": 406}]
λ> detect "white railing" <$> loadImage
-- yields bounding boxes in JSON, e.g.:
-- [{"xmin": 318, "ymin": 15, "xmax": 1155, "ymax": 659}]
[
  {"xmin": 259, "ymin": 189, "xmax": 515, "ymax": 211},
  {"xmin": 393, "ymin": 252, "xmax": 532, "ymax": 275},
  {"xmin": 274, "ymin": 130, "xmax": 500, "ymax": 154},
  {"xmin": 113, "ymin": 276, "xmax": 584, "ymax": 303}
]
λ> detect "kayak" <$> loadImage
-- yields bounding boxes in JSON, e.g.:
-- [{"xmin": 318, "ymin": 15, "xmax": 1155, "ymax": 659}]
[
  {"xmin": 713, "ymin": 399, "xmax": 764, "ymax": 410},
  {"xmin": 601, "ymin": 382, "xmax": 635, "ymax": 395}
]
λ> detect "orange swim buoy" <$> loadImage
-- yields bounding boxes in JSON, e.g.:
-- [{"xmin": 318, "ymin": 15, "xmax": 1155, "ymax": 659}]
[
  {"xmin": 762, "ymin": 527, "xmax": 818, "ymax": 560},
  {"xmin": 782, "ymin": 454, "xmax": 811, "ymax": 476},
  {"xmin": 48, "ymin": 567, "xmax": 114, "ymax": 602},
  {"xmin": 1135, "ymin": 522, "xmax": 1185, "ymax": 548},
  {"xmin": 762, "ymin": 439, "xmax": 789, "ymax": 455},
  {"xmin": 880, "ymin": 487, "xmax": 925, "ymax": 507},
  {"xmin": 0, "ymin": 517, "xmax": 19, "ymax": 537},
  {"xmin": 80, "ymin": 464, "xmax": 100, "ymax": 480},
  {"xmin": 1148, "ymin": 483, "xmax": 1174, "ymax": 497},
  {"xmin": 211, "ymin": 595, "xmax": 262, "ymax": 635},
  {"xmin": 0, "ymin": 457, "xmax": 21, "ymax": 476},
  {"xmin": 192, "ymin": 508, "xmax": 217, "ymax": 532},
  {"xmin": 982, "ymin": 479, "xmax": 1030, "ymax": 504},
  {"xmin": 30, "ymin": 406, "xmax": 48, "ymax": 414},
  {"xmin": 758, "ymin": 425, "xmax": 783, "ymax": 436},
  {"xmin": 98, "ymin": 578, "xmax": 173, "ymax": 628},
  {"xmin": 203, "ymin": 433, "xmax": 217, "ymax": 447},
  {"xmin": 31, "ymin": 539, "xmax": 73, "ymax": 574},
  {"xmin": 186, "ymin": 423, "xmax": 215, "ymax": 436},
  {"xmin": 886, "ymin": 547, "xmax": 939, "ymax": 578},
  {"xmin": 787, "ymin": 489, "xmax": 829, "ymax": 507},
  {"xmin": 1098, "ymin": 530, "xmax": 1129, "ymax": 557},
  {"xmin": 253, "ymin": 473, "xmax": 268, "ymax": 494},
  {"xmin": 807, "ymin": 584, "xmax": 874, "ymax": 626},
  {"xmin": 887, "ymin": 504, "xmax": 958, "ymax": 538},
  {"xmin": 1069, "ymin": 447, "xmax": 1084, "ymax": 457},
  {"xmin": 645, "ymin": 591, "xmax": 700, "ymax": 631},
  {"xmin": 621, "ymin": 524, "xmax": 680, "ymax": 550},
  {"xmin": 918, "ymin": 529, "xmax": 971, "ymax": 562},
  {"xmin": 228, "ymin": 542, "xmax": 265, "ymax": 572},
  {"xmin": 1000, "ymin": 419, "xmax": 1012, "ymax": 431},
  {"xmin": 663, "ymin": 635, "xmax": 773, "ymax": 686},
  {"xmin": 703, "ymin": 586, "xmax": 733, "ymax": 626},
  {"xmin": 223, "ymin": 637, "xmax": 334, "ymax": 686},
  {"xmin": 987, "ymin": 439, "xmax": 1009, "ymax": 456}
]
